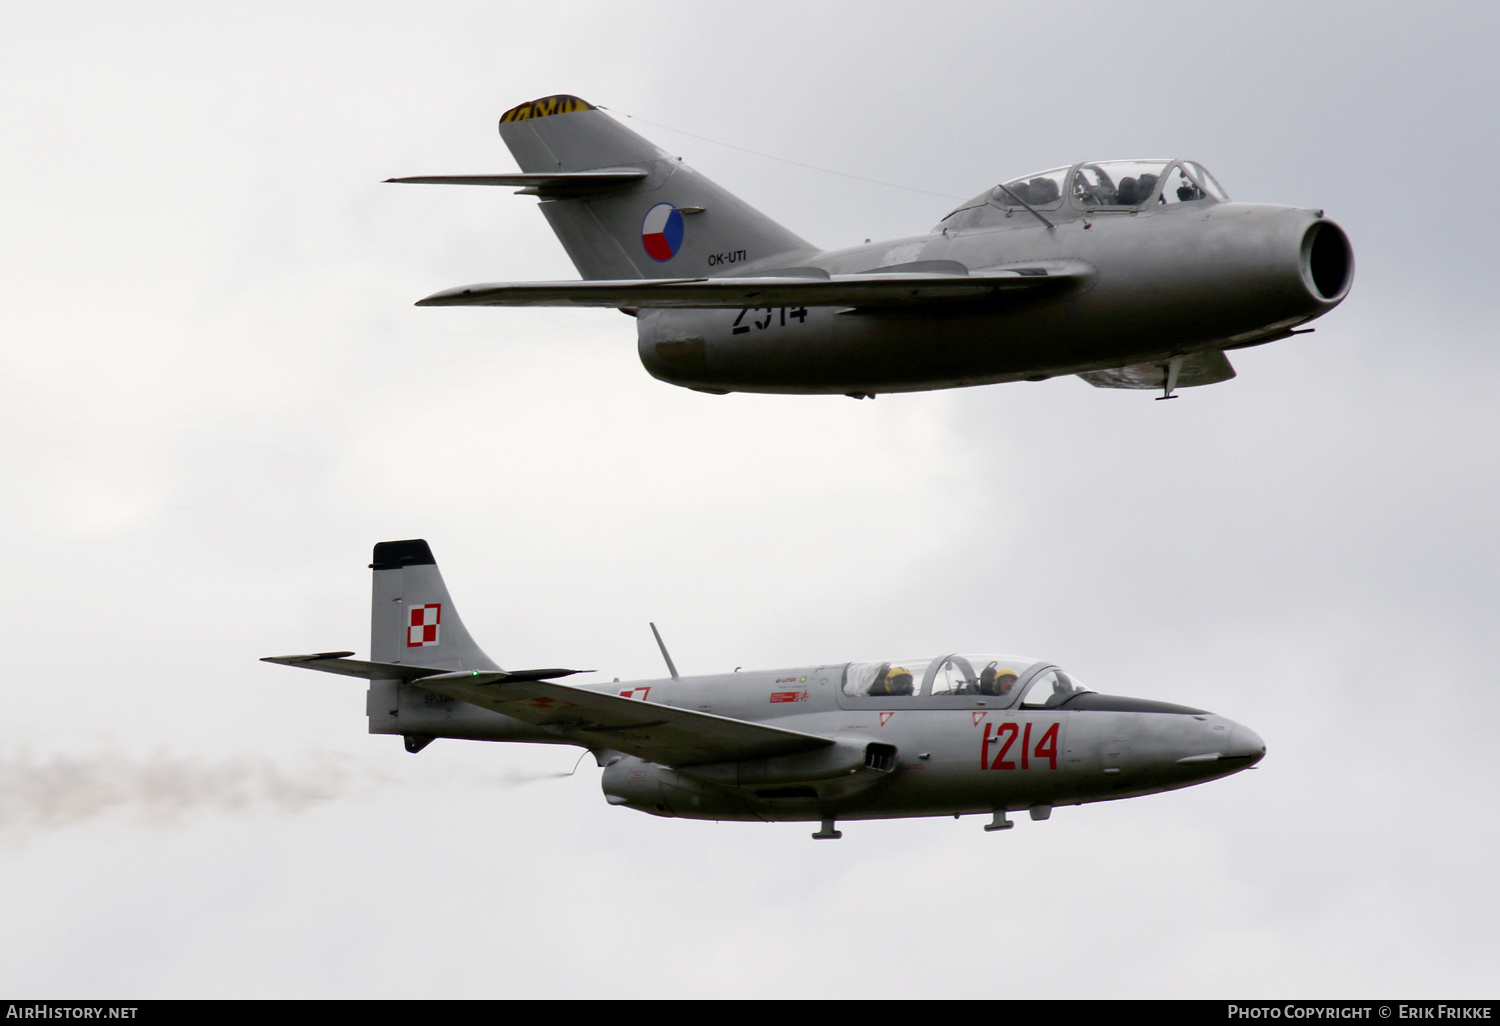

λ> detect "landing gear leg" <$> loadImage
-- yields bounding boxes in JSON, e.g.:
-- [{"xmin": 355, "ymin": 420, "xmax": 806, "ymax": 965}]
[
  {"xmin": 812, "ymin": 818, "xmax": 843, "ymax": 840},
  {"xmin": 984, "ymin": 811, "xmax": 1013, "ymax": 832},
  {"xmin": 1156, "ymin": 356, "xmax": 1183, "ymax": 401}
]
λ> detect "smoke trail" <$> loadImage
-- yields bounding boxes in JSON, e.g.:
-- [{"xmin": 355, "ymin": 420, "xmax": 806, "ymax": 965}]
[
  {"xmin": 488, "ymin": 748, "xmax": 592, "ymax": 786},
  {"xmin": 0, "ymin": 745, "xmax": 590, "ymax": 835},
  {"xmin": 0, "ymin": 750, "xmax": 356, "ymax": 831},
  {"xmin": 490, "ymin": 767, "xmax": 580, "ymax": 787}
]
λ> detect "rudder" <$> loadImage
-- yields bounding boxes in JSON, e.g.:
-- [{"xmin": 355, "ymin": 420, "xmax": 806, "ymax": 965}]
[
  {"xmin": 498, "ymin": 94, "xmax": 814, "ymax": 280},
  {"xmin": 369, "ymin": 539, "xmax": 499, "ymax": 672}
]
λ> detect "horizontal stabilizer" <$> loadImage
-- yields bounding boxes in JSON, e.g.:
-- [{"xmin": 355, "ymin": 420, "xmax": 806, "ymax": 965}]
[
  {"xmin": 1078, "ymin": 349, "xmax": 1236, "ymax": 390},
  {"xmin": 416, "ymin": 260, "xmax": 1093, "ymax": 310},
  {"xmin": 261, "ymin": 652, "xmax": 586, "ymax": 684},
  {"xmin": 385, "ymin": 168, "xmax": 647, "ymax": 195},
  {"xmin": 418, "ymin": 675, "xmax": 832, "ymax": 767}
]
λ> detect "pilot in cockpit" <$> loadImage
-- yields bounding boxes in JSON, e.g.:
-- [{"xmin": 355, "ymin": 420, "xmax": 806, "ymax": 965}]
[
  {"xmin": 1016, "ymin": 176, "xmax": 1059, "ymax": 206},
  {"xmin": 1115, "ymin": 173, "xmax": 1158, "ymax": 206},
  {"xmin": 869, "ymin": 664, "xmax": 915, "ymax": 697},
  {"xmin": 979, "ymin": 663, "xmax": 1018, "ymax": 697}
]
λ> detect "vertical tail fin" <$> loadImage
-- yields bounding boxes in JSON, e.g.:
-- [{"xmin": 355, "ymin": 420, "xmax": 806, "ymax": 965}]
[
  {"xmin": 369, "ymin": 540, "xmax": 498, "ymax": 672},
  {"xmin": 498, "ymin": 95, "xmax": 814, "ymax": 279}
]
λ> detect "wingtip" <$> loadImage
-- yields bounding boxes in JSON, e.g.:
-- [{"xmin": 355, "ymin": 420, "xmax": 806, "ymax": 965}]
[
  {"xmin": 262, "ymin": 651, "xmax": 356, "ymax": 665},
  {"xmin": 415, "ymin": 286, "xmax": 473, "ymax": 306}
]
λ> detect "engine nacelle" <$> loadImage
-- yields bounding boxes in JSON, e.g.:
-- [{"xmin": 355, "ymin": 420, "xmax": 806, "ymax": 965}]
[
  {"xmin": 600, "ymin": 756, "xmax": 756, "ymax": 819},
  {"xmin": 600, "ymin": 740, "xmax": 899, "ymax": 819}
]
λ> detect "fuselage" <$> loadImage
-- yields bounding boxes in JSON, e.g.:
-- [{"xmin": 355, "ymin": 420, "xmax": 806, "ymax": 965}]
[
  {"xmin": 374, "ymin": 657, "xmax": 1266, "ymax": 824},
  {"xmin": 406, "ymin": 103, "xmax": 1356, "ymax": 397},
  {"xmin": 638, "ymin": 199, "xmax": 1352, "ymax": 395}
]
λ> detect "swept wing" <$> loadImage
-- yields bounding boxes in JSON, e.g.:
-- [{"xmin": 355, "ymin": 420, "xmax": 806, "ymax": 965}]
[{"xmin": 416, "ymin": 260, "xmax": 1094, "ymax": 310}]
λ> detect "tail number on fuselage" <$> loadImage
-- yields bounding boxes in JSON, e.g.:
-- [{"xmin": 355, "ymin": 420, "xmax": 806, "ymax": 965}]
[
  {"xmin": 731, "ymin": 306, "xmax": 809, "ymax": 336},
  {"xmin": 981, "ymin": 721, "xmax": 1059, "ymax": 771}
]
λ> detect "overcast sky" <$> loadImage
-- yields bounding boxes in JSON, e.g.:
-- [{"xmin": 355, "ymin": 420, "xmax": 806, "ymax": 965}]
[{"xmin": 2, "ymin": 0, "xmax": 1497, "ymax": 998}]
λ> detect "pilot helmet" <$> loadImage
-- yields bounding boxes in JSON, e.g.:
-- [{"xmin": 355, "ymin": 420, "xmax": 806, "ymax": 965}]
[
  {"xmin": 980, "ymin": 664, "xmax": 1019, "ymax": 695},
  {"xmin": 883, "ymin": 666, "xmax": 914, "ymax": 695}
]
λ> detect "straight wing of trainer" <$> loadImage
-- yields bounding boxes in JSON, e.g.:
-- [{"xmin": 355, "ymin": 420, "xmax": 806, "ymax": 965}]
[{"xmin": 418, "ymin": 673, "xmax": 833, "ymax": 766}]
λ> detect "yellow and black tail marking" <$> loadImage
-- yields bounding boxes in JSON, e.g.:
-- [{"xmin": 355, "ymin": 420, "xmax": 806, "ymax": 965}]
[{"xmin": 499, "ymin": 94, "xmax": 595, "ymax": 123}]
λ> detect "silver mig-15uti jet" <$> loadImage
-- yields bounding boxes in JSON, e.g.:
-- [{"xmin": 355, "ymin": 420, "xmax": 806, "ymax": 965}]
[
  {"xmin": 390, "ymin": 93, "xmax": 1352, "ymax": 399},
  {"xmin": 264, "ymin": 540, "xmax": 1266, "ymax": 838}
]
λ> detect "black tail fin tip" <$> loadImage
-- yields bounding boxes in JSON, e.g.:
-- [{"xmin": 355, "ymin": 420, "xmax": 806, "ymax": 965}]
[{"xmin": 371, "ymin": 539, "xmax": 436, "ymax": 571}]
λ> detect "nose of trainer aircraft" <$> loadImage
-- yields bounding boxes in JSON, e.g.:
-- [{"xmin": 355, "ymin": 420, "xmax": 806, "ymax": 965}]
[{"xmin": 1225, "ymin": 722, "xmax": 1267, "ymax": 766}]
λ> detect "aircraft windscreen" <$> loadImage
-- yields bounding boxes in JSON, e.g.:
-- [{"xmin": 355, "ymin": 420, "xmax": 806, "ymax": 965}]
[
  {"xmin": 1020, "ymin": 668, "xmax": 1087, "ymax": 708},
  {"xmin": 843, "ymin": 655, "xmax": 1045, "ymax": 699},
  {"xmin": 992, "ymin": 168, "xmax": 1069, "ymax": 209},
  {"xmin": 1157, "ymin": 161, "xmax": 1230, "ymax": 204}
]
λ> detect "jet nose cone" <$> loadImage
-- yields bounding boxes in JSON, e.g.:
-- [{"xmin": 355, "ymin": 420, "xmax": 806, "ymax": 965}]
[{"xmin": 1226, "ymin": 724, "xmax": 1267, "ymax": 766}]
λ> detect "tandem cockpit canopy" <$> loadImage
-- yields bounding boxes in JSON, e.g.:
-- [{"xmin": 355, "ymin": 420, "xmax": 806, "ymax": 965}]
[
  {"xmin": 842, "ymin": 655, "xmax": 1091, "ymax": 708},
  {"xmin": 937, "ymin": 159, "xmax": 1230, "ymax": 231}
]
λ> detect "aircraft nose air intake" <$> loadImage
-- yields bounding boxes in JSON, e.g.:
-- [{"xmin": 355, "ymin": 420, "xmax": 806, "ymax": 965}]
[
  {"xmin": 1225, "ymin": 724, "xmax": 1267, "ymax": 765},
  {"xmin": 1300, "ymin": 220, "xmax": 1353, "ymax": 302}
]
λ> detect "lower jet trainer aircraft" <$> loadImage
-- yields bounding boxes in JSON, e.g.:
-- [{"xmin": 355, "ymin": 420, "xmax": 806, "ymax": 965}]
[
  {"xmin": 389, "ymin": 94, "xmax": 1353, "ymax": 399},
  {"xmin": 264, "ymin": 541, "xmax": 1266, "ymax": 838}
]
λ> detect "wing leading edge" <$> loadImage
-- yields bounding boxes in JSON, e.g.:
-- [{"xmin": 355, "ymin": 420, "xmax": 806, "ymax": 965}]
[{"xmin": 415, "ymin": 260, "xmax": 1095, "ymax": 310}]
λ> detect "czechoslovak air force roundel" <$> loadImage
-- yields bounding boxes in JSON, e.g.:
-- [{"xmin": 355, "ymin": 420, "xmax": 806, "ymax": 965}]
[{"xmin": 641, "ymin": 203, "xmax": 684, "ymax": 262}]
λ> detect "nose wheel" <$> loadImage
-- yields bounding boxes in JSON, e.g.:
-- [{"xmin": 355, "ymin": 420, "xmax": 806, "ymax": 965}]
[{"xmin": 984, "ymin": 810, "xmax": 1014, "ymax": 832}]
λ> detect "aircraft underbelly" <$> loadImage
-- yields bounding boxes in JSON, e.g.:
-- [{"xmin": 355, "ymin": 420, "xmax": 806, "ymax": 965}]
[{"xmin": 638, "ymin": 278, "xmax": 1317, "ymax": 395}]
